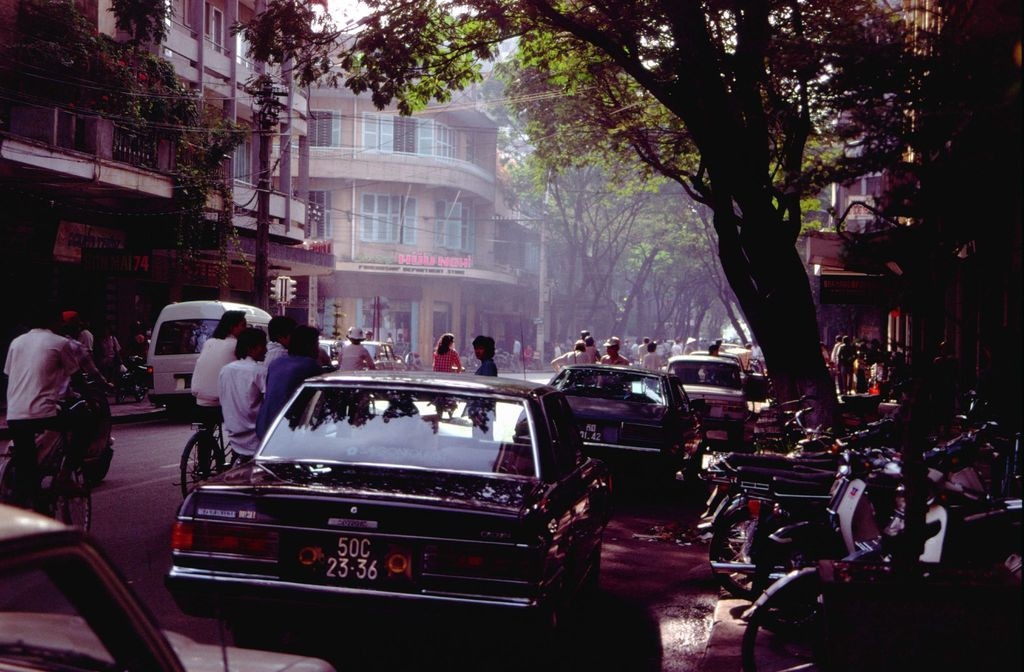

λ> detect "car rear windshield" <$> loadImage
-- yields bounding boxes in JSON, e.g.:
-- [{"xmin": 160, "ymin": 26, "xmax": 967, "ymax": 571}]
[
  {"xmin": 668, "ymin": 361, "xmax": 742, "ymax": 389},
  {"xmin": 262, "ymin": 386, "xmax": 537, "ymax": 477},
  {"xmin": 556, "ymin": 369, "xmax": 667, "ymax": 405}
]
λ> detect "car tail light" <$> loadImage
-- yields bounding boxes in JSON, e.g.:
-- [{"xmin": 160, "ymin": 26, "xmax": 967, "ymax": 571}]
[
  {"xmin": 422, "ymin": 544, "xmax": 538, "ymax": 580},
  {"xmin": 746, "ymin": 499, "xmax": 761, "ymax": 517},
  {"xmin": 171, "ymin": 521, "xmax": 279, "ymax": 560}
]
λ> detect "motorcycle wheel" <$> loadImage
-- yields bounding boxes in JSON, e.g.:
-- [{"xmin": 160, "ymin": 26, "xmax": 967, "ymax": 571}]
[
  {"xmin": 133, "ymin": 384, "xmax": 147, "ymax": 402},
  {"xmin": 709, "ymin": 506, "xmax": 759, "ymax": 600},
  {"xmin": 83, "ymin": 444, "xmax": 114, "ymax": 487},
  {"xmin": 741, "ymin": 568, "xmax": 824, "ymax": 672}
]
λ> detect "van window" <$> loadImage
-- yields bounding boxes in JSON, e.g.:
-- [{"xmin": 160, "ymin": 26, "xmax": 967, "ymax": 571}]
[{"xmin": 154, "ymin": 319, "xmax": 220, "ymax": 356}]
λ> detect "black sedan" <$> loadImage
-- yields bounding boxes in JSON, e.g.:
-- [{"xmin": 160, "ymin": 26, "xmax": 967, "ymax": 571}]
[
  {"xmin": 548, "ymin": 364, "xmax": 703, "ymax": 482},
  {"xmin": 166, "ymin": 372, "xmax": 611, "ymax": 646}
]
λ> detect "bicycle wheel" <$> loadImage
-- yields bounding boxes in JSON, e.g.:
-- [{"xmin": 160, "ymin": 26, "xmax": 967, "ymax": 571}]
[
  {"xmin": 53, "ymin": 464, "xmax": 91, "ymax": 531},
  {"xmin": 741, "ymin": 567, "xmax": 823, "ymax": 672},
  {"xmin": 179, "ymin": 430, "xmax": 218, "ymax": 497}
]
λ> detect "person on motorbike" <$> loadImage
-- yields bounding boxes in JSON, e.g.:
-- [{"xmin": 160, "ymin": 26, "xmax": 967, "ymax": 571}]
[{"xmin": 3, "ymin": 306, "xmax": 79, "ymax": 510}]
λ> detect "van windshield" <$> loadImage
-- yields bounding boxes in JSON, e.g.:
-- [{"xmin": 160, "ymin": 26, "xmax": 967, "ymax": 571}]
[{"xmin": 154, "ymin": 319, "xmax": 220, "ymax": 356}]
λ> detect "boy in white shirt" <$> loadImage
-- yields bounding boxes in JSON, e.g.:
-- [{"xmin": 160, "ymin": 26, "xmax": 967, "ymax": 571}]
[{"xmin": 218, "ymin": 328, "xmax": 267, "ymax": 462}]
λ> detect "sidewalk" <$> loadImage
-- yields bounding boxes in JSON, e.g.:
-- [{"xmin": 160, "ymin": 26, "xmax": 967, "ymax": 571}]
[
  {"xmin": 699, "ymin": 597, "xmax": 818, "ymax": 672},
  {"xmin": 0, "ymin": 397, "xmax": 166, "ymax": 440}
]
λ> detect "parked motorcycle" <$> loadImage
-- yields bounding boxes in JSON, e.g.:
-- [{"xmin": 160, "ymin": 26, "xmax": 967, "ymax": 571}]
[{"xmin": 115, "ymin": 355, "xmax": 152, "ymax": 404}]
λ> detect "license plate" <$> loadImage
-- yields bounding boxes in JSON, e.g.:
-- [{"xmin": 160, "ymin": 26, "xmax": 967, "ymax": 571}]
[
  {"xmin": 289, "ymin": 534, "xmax": 412, "ymax": 585},
  {"xmin": 579, "ymin": 423, "xmax": 616, "ymax": 443}
]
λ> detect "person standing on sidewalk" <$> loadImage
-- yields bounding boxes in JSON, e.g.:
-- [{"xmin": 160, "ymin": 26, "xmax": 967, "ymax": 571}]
[
  {"xmin": 472, "ymin": 335, "xmax": 498, "ymax": 376},
  {"xmin": 3, "ymin": 306, "xmax": 79, "ymax": 509},
  {"xmin": 433, "ymin": 333, "xmax": 464, "ymax": 372}
]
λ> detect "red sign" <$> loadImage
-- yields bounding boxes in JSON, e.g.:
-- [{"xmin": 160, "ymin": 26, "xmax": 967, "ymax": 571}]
[{"xmin": 396, "ymin": 253, "xmax": 473, "ymax": 269}]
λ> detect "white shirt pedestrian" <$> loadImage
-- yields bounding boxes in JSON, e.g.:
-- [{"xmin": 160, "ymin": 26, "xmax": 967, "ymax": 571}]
[{"xmin": 218, "ymin": 357, "xmax": 266, "ymax": 458}]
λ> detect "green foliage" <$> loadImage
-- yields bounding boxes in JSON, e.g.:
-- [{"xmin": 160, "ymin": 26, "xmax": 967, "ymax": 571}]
[
  {"xmin": 6, "ymin": 0, "xmax": 245, "ymax": 276},
  {"xmin": 110, "ymin": 0, "xmax": 170, "ymax": 44}
]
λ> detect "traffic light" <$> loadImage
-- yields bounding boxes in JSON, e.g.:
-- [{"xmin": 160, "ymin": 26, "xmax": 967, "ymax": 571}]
[
  {"xmin": 269, "ymin": 277, "xmax": 281, "ymax": 302},
  {"xmin": 285, "ymin": 277, "xmax": 297, "ymax": 303}
]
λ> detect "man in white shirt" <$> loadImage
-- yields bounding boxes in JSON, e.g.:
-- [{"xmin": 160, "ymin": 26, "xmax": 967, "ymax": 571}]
[
  {"xmin": 218, "ymin": 328, "xmax": 267, "ymax": 461},
  {"xmin": 551, "ymin": 340, "xmax": 587, "ymax": 371},
  {"xmin": 338, "ymin": 327, "xmax": 376, "ymax": 371},
  {"xmin": 3, "ymin": 308, "xmax": 80, "ymax": 508},
  {"xmin": 264, "ymin": 315, "xmax": 296, "ymax": 368}
]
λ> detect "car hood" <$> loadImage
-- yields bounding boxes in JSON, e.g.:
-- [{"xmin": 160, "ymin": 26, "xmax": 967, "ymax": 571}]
[
  {"xmin": 0, "ymin": 613, "xmax": 334, "ymax": 672},
  {"xmin": 564, "ymin": 396, "xmax": 669, "ymax": 422},
  {"xmin": 223, "ymin": 462, "xmax": 543, "ymax": 515}
]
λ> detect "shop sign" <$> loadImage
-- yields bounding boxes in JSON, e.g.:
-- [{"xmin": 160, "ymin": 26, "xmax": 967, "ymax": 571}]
[
  {"xmin": 396, "ymin": 253, "xmax": 473, "ymax": 269},
  {"xmin": 53, "ymin": 221, "xmax": 125, "ymax": 262},
  {"xmin": 81, "ymin": 249, "xmax": 151, "ymax": 275},
  {"xmin": 820, "ymin": 273, "xmax": 893, "ymax": 305}
]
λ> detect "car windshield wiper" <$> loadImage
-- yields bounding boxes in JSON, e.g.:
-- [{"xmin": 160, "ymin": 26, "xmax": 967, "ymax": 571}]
[{"xmin": 0, "ymin": 641, "xmax": 122, "ymax": 672}]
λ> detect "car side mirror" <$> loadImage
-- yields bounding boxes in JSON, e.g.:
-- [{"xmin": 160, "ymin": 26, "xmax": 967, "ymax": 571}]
[{"xmin": 690, "ymin": 398, "xmax": 708, "ymax": 414}]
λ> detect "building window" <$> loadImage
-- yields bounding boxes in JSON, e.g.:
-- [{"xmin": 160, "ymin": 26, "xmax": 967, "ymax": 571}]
[
  {"xmin": 394, "ymin": 117, "xmax": 417, "ymax": 154},
  {"xmin": 232, "ymin": 139, "xmax": 252, "ymax": 183},
  {"xmin": 310, "ymin": 110, "xmax": 341, "ymax": 147},
  {"xmin": 309, "ymin": 191, "xmax": 332, "ymax": 239},
  {"xmin": 204, "ymin": 3, "xmax": 223, "ymax": 53},
  {"xmin": 435, "ymin": 124, "xmax": 455, "ymax": 159},
  {"xmin": 362, "ymin": 114, "xmax": 455, "ymax": 158},
  {"xmin": 435, "ymin": 201, "xmax": 474, "ymax": 252},
  {"xmin": 360, "ymin": 194, "xmax": 417, "ymax": 244},
  {"xmin": 362, "ymin": 113, "xmax": 394, "ymax": 152}
]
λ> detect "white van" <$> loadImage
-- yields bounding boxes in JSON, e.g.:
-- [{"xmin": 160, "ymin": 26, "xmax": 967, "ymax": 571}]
[{"xmin": 147, "ymin": 301, "xmax": 272, "ymax": 408}]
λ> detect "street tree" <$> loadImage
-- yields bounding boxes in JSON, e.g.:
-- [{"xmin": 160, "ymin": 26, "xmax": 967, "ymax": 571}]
[{"xmin": 238, "ymin": 0, "xmax": 908, "ymax": 414}]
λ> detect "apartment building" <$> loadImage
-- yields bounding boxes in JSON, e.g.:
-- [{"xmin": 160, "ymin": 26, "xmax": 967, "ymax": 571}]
[
  {"xmin": 305, "ymin": 87, "xmax": 539, "ymax": 360},
  {"xmin": 0, "ymin": 0, "xmax": 333, "ymax": 344}
]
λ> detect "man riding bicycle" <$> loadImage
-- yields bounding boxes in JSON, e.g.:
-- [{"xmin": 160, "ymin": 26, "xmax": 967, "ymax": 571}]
[{"xmin": 3, "ymin": 306, "xmax": 79, "ymax": 510}]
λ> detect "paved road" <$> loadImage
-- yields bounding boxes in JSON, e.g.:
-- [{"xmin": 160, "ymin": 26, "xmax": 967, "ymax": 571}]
[{"xmin": 82, "ymin": 414, "xmax": 720, "ymax": 671}]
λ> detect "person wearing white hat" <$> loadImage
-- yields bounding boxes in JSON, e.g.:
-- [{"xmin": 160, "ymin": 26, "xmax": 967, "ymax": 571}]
[
  {"xmin": 600, "ymin": 336, "xmax": 631, "ymax": 366},
  {"xmin": 338, "ymin": 327, "xmax": 376, "ymax": 371}
]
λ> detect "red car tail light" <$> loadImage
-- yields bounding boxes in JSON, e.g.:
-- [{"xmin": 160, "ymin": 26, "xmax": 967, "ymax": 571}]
[
  {"xmin": 422, "ymin": 544, "xmax": 538, "ymax": 581},
  {"xmin": 171, "ymin": 521, "xmax": 279, "ymax": 560}
]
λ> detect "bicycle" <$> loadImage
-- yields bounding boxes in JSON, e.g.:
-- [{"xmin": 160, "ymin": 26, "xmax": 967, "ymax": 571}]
[
  {"xmin": 0, "ymin": 409, "xmax": 92, "ymax": 530},
  {"xmin": 178, "ymin": 419, "xmax": 237, "ymax": 497}
]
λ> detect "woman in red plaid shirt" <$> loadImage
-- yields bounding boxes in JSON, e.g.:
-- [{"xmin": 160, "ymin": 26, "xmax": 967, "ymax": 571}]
[{"xmin": 432, "ymin": 333, "xmax": 464, "ymax": 372}]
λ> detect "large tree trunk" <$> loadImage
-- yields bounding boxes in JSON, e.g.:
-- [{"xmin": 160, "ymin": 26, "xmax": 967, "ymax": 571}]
[{"xmin": 714, "ymin": 206, "xmax": 837, "ymax": 423}]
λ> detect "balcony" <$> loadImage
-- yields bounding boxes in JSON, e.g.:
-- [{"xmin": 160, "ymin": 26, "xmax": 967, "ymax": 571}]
[
  {"xmin": 1, "ymin": 105, "xmax": 175, "ymax": 201},
  {"xmin": 232, "ymin": 182, "xmax": 308, "ymax": 243},
  {"xmin": 308, "ymin": 150, "xmax": 495, "ymax": 200}
]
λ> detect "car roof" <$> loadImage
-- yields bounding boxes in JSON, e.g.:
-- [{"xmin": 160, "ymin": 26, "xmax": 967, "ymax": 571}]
[
  {"xmin": 304, "ymin": 370, "xmax": 553, "ymax": 397},
  {"xmin": 0, "ymin": 503, "xmax": 66, "ymax": 543},
  {"xmin": 557, "ymin": 364, "xmax": 672, "ymax": 377}
]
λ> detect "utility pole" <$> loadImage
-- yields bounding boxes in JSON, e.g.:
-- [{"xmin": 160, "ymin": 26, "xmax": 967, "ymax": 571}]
[{"xmin": 251, "ymin": 76, "xmax": 285, "ymax": 311}]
